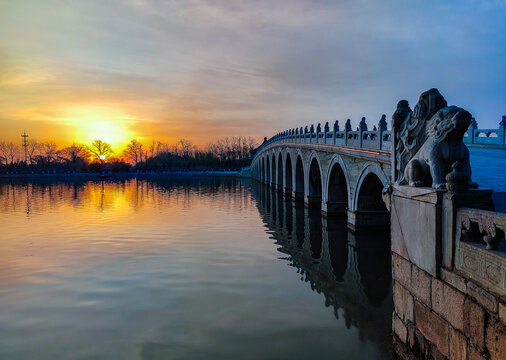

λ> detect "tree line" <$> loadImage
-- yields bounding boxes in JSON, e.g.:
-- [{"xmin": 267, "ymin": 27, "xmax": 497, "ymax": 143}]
[{"xmin": 0, "ymin": 136, "xmax": 257, "ymax": 174}]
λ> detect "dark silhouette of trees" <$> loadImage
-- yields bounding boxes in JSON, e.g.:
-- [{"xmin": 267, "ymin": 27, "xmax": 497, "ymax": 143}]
[
  {"xmin": 88, "ymin": 140, "xmax": 114, "ymax": 161},
  {"xmin": 124, "ymin": 139, "xmax": 144, "ymax": 165},
  {"xmin": 0, "ymin": 136, "xmax": 257, "ymax": 174},
  {"xmin": 57, "ymin": 143, "xmax": 89, "ymax": 171},
  {"xmin": 0, "ymin": 141, "xmax": 20, "ymax": 165}
]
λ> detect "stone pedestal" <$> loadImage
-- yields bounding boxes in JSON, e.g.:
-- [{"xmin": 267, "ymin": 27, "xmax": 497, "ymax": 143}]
[
  {"xmin": 305, "ymin": 195, "xmax": 321, "ymax": 208},
  {"xmin": 325, "ymin": 201, "xmax": 347, "ymax": 216},
  {"xmin": 348, "ymin": 209, "xmax": 390, "ymax": 231},
  {"xmin": 391, "ymin": 185, "xmax": 444, "ymax": 277}
]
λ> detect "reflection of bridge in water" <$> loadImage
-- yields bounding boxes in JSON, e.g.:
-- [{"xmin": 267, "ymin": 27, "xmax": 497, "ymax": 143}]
[{"xmin": 251, "ymin": 183, "xmax": 393, "ymax": 356}]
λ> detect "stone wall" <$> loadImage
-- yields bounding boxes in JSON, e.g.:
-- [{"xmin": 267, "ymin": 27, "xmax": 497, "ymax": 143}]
[
  {"xmin": 391, "ymin": 188, "xmax": 505, "ymax": 360},
  {"xmin": 393, "ymin": 253, "xmax": 505, "ymax": 360}
]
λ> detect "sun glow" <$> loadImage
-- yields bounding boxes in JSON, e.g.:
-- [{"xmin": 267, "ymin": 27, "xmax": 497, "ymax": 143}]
[{"xmin": 58, "ymin": 104, "xmax": 136, "ymax": 150}]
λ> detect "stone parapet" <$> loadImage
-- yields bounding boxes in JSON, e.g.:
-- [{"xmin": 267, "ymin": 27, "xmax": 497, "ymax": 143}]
[
  {"xmin": 454, "ymin": 208, "xmax": 506, "ymax": 297},
  {"xmin": 393, "ymin": 191, "xmax": 505, "ymax": 360}
]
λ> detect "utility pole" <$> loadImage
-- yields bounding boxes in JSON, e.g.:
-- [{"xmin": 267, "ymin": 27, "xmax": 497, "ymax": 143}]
[{"xmin": 21, "ymin": 131, "xmax": 28, "ymax": 163}]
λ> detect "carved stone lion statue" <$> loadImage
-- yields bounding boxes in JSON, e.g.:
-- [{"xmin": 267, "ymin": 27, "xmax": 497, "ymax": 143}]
[{"xmin": 393, "ymin": 89, "xmax": 474, "ymax": 189}]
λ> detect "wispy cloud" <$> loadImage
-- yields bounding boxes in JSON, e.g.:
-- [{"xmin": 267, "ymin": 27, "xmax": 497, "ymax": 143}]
[{"xmin": 0, "ymin": 0, "xmax": 505, "ymax": 148}]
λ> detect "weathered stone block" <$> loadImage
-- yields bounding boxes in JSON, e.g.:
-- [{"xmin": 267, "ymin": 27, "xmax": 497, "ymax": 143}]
[
  {"xmin": 467, "ymin": 345, "xmax": 486, "ymax": 360},
  {"xmin": 395, "ymin": 282, "xmax": 414, "ymax": 322},
  {"xmin": 449, "ymin": 328, "xmax": 466, "ymax": 360},
  {"xmin": 432, "ymin": 278, "xmax": 465, "ymax": 331},
  {"xmin": 393, "ymin": 314, "xmax": 408, "ymax": 343},
  {"xmin": 393, "ymin": 252, "xmax": 412, "ymax": 289},
  {"xmin": 391, "ymin": 186, "xmax": 443, "ymax": 276},
  {"xmin": 407, "ymin": 324, "xmax": 416, "ymax": 349},
  {"xmin": 467, "ymin": 281, "xmax": 499, "ymax": 313},
  {"xmin": 499, "ymin": 302, "xmax": 506, "ymax": 325},
  {"xmin": 411, "ymin": 265, "xmax": 431, "ymax": 306},
  {"xmin": 441, "ymin": 268, "xmax": 467, "ymax": 293},
  {"xmin": 463, "ymin": 298, "xmax": 486, "ymax": 351},
  {"xmin": 430, "ymin": 343, "xmax": 448, "ymax": 360},
  {"xmin": 486, "ymin": 317, "xmax": 506, "ymax": 360},
  {"xmin": 414, "ymin": 300, "xmax": 449, "ymax": 357}
]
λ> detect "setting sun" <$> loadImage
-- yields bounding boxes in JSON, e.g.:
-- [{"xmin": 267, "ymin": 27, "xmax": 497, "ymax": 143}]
[{"xmin": 60, "ymin": 104, "xmax": 136, "ymax": 150}]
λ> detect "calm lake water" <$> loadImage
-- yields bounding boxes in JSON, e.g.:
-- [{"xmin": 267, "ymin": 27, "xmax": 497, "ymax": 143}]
[{"xmin": 0, "ymin": 178, "xmax": 392, "ymax": 360}]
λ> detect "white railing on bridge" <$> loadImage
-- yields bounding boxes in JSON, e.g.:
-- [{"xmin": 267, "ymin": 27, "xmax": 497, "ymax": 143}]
[
  {"xmin": 254, "ymin": 116, "xmax": 392, "ymax": 156},
  {"xmin": 464, "ymin": 115, "xmax": 506, "ymax": 148}
]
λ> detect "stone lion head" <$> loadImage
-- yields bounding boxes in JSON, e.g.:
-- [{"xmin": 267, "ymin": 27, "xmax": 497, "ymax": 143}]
[{"xmin": 427, "ymin": 105, "xmax": 472, "ymax": 142}]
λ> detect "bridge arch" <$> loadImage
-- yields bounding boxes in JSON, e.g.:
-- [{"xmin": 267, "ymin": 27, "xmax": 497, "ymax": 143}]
[
  {"xmin": 271, "ymin": 153, "xmax": 276, "ymax": 187},
  {"xmin": 285, "ymin": 152, "xmax": 293, "ymax": 193},
  {"xmin": 352, "ymin": 163, "xmax": 390, "ymax": 228},
  {"xmin": 307, "ymin": 153, "xmax": 323, "ymax": 208},
  {"xmin": 258, "ymin": 156, "xmax": 261, "ymax": 182},
  {"xmin": 266, "ymin": 156, "xmax": 271, "ymax": 184},
  {"xmin": 294, "ymin": 154, "xmax": 305, "ymax": 200},
  {"xmin": 325, "ymin": 155, "xmax": 351, "ymax": 216},
  {"xmin": 277, "ymin": 152, "xmax": 283, "ymax": 191}
]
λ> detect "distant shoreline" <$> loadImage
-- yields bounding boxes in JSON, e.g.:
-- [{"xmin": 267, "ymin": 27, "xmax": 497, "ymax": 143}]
[{"xmin": 0, "ymin": 170, "xmax": 246, "ymax": 180}]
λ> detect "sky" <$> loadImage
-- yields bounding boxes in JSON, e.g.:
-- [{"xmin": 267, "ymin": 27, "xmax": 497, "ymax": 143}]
[{"xmin": 0, "ymin": 0, "xmax": 505, "ymax": 150}]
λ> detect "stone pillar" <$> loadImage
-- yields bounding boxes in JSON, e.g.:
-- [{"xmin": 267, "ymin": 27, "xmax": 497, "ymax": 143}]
[
  {"xmin": 499, "ymin": 115, "xmax": 506, "ymax": 146},
  {"xmin": 305, "ymin": 194, "xmax": 321, "ymax": 209},
  {"xmin": 292, "ymin": 190, "xmax": 304, "ymax": 201},
  {"xmin": 391, "ymin": 185, "xmax": 445, "ymax": 277}
]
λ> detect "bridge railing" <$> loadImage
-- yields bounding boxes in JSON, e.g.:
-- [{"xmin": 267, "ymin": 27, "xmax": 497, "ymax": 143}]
[
  {"xmin": 454, "ymin": 207, "xmax": 506, "ymax": 296},
  {"xmin": 253, "ymin": 115, "xmax": 392, "ymax": 157},
  {"xmin": 464, "ymin": 115, "xmax": 506, "ymax": 148}
]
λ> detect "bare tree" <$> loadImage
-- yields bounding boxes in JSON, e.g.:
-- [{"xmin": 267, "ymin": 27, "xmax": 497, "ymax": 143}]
[
  {"xmin": 40, "ymin": 141, "xmax": 58, "ymax": 164},
  {"xmin": 0, "ymin": 141, "xmax": 10, "ymax": 165},
  {"xmin": 26, "ymin": 139, "xmax": 39, "ymax": 164},
  {"xmin": 124, "ymin": 139, "xmax": 144, "ymax": 165},
  {"xmin": 57, "ymin": 143, "xmax": 89, "ymax": 164},
  {"xmin": 207, "ymin": 136, "xmax": 256, "ymax": 161},
  {"xmin": 148, "ymin": 140, "xmax": 162, "ymax": 158},
  {"xmin": 175, "ymin": 139, "xmax": 194, "ymax": 157},
  {"xmin": 88, "ymin": 139, "xmax": 114, "ymax": 161},
  {"xmin": 0, "ymin": 141, "xmax": 20, "ymax": 165}
]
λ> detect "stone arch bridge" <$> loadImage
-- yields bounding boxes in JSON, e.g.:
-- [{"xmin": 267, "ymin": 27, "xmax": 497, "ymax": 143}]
[{"xmin": 250, "ymin": 118, "xmax": 392, "ymax": 229}]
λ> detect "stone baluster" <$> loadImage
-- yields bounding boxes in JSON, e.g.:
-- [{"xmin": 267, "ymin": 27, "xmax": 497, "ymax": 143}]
[
  {"xmin": 345, "ymin": 119, "xmax": 352, "ymax": 146},
  {"xmin": 378, "ymin": 114, "xmax": 387, "ymax": 132},
  {"xmin": 359, "ymin": 117, "xmax": 368, "ymax": 132},
  {"xmin": 324, "ymin": 122, "xmax": 329, "ymax": 144},
  {"xmin": 466, "ymin": 117, "xmax": 478, "ymax": 144},
  {"xmin": 345, "ymin": 119, "xmax": 352, "ymax": 132},
  {"xmin": 500, "ymin": 115, "xmax": 506, "ymax": 146},
  {"xmin": 359, "ymin": 117, "xmax": 367, "ymax": 147}
]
